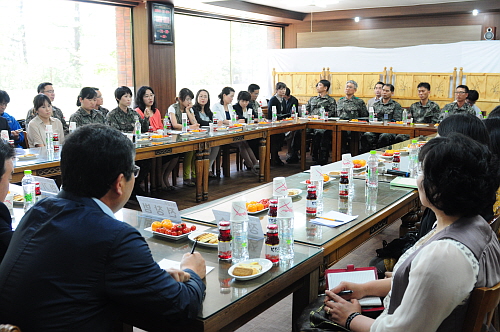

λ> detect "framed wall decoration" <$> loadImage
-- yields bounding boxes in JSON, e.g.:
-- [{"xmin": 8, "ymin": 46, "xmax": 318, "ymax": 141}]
[{"xmin": 150, "ymin": 2, "xmax": 174, "ymax": 45}]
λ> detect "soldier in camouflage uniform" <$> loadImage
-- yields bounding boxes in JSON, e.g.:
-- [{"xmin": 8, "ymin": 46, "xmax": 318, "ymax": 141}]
[
  {"xmin": 69, "ymin": 87, "xmax": 106, "ymax": 128},
  {"xmin": 439, "ymin": 85, "xmax": 475, "ymax": 120},
  {"xmin": 305, "ymin": 79, "xmax": 336, "ymax": 165},
  {"xmin": 337, "ymin": 80, "xmax": 368, "ymax": 119},
  {"xmin": 26, "ymin": 82, "xmax": 68, "ymax": 135},
  {"xmin": 409, "ymin": 82, "xmax": 441, "ymax": 124},
  {"xmin": 361, "ymin": 84, "xmax": 404, "ymax": 152},
  {"xmin": 107, "ymin": 86, "xmax": 149, "ymax": 132},
  {"xmin": 337, "ymin": 80, "xmax": 368, "ymax": 153},
  {"xmin": 94, "ymin": 88, "xmax": 110, "ymax": 117}
]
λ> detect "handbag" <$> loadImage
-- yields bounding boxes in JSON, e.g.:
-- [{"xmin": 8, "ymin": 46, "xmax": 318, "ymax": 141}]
[{"xmin": 296, "ymin": 295, "xmax": 349, "ymax": 332}]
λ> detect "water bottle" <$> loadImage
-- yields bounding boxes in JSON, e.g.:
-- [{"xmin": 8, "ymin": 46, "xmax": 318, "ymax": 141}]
[
  {"xmin": 134, "ymin": 117, "xmax": 141, "ymax": 141},
  {"xmin": 272, "ymin": 106, "xmax": 277, "ymax": 122},
  {"xmin": 231, "ymin": 111, "xmax": 237, "ymax": 125},
  {"xmin": 258, "ymin": 108, "xmax": 263, "ymax": 122},
  {"xmin": 368, "ymin": 107, "xmax": 374, "ymax": 123},
  {"xmin": 367, "ymin": 150, "xmax": 378, "ymax": 188},
  {"xmin": 163, "ymin": 115, "xmax": 171, "ymax": 134},
  {"xmin": 408, "ymin": 139, "xmax": 419, "ymax": 178},
  {"xmin": 443, "ymin": 110, "xmax": 449, "ymax": 119},
  {"xmin": 291, "ymin": 104, "xmax": 297, "ymax": 122},
  {"xmin": 247, "ymin": 109, "xmax": 253, "ymax": 123},
  {"xmin": 402, "ymin": 109, "xmax": 408, "ymax": 125},
  {"xmin": 230, "ymin": 201, "xmax": 249, "ymax": 263},
  {"xmin": 301, "ymin": 105, "xmax": 306, "ymax": 117},
  {"xmin": 383, "ymin": 113, "xmax": 389, "ymax": 125},
  {"xmin": 277, "ymin": 197, "xmax": 294, "ymax": 260},
  {"xmin": 45, "ymin": 125, "xmax": 54, "ymax": 161},
  {"xmin": 213, "ymin": 111, "xmax": 219, "ymax": 126},
  {"xmin": 341, "ymin": 153, "xmax": 354, "ymax": 194},
  {"xmin": 181, "ymin": 113, "xmax": 188, "ymax": 133},
  {"xmin": 22, "ymin": 170, "xmax": 35, "ymax": 212}
]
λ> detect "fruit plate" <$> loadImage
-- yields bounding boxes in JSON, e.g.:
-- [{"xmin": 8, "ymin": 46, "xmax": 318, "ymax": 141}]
[
  {"xmin": 190, "ymin": 130, "xmax": 207, "ymax": 135},
  {"xmin": 300, "ymin": 178, "xmax": 334, "ymax": 186},
  {"xmin": 247, "ymin": 207, "xmax": 269, "ymax": 215},
  {"xmin": 228, "ymin": 258, "xmax": 273, "ymax": 281},
  {"xmin": 145, "ymin": 227, "xmax": 190, "ymax": 241},
  {"xmin": 287, "ymin": 189, "xmax": 303, "ymax": 198},
  {"xmin": 413, "ymin": 123, "xmax": 429, "ymax": 127},
  {"xmin": 387, "ymin": 122, "xmax": 405, "ymax": 126},
  {"xmin": 188, "ymin": 231, "xmax": 218, "ymax": 247},
  {"xmin": 353, "ymin": 165, "xmax": 367, "ymax": 172},
  {"xmin": 379, "ymin": 154, "xmax": 394, "ymax": 160},
  {"xmin": 17, "ymin": 154, "xmax": 38, "ymax": 161}
]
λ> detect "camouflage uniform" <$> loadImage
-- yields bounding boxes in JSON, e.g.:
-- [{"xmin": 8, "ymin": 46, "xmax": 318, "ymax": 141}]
[
  {"xmin": 409, "ymin": 100, "xmax": 441, "ymax": 124},
  {"xmin": 97, "ymin": 106, "xmax": 110, "ymax": 117},
  {"xmin": 305, "ymin": 95, "xmax": 337, "ymax": 164},
  {"xmin": 69, "ymin": 107, "xmax": 106, "ymax": 128},
  {"xmin": 362, "ymin": 99, "xmax": 405, "ymax": 152},
  {"xmin": 26, "ymin": 105, "xmax": 69, "ymax": 135},
  {"xmin": 439, "ymin": 101, "xmax": 475, "ymax": 120},
  {"xmin": 337, "ymin": 96, "xmax": 368, "ymax": 120},
  {"xmin": 107, "ymin": 107, "xmax": 148, "ymax": 132}
]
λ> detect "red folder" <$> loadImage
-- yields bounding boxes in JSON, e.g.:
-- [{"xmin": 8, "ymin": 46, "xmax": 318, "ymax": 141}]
[{"xmin": 325, "ymin": 264, "xmax": 384, "ymax": 314}]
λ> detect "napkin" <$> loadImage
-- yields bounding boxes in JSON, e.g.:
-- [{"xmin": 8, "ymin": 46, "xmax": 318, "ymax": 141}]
[
  {"xmin": 158, "ymin": 258, "xmax": 215, "ymax": 275},
  {"xmin": 310, "ymin": 210, "xmax": 358, "ymax": 227}
]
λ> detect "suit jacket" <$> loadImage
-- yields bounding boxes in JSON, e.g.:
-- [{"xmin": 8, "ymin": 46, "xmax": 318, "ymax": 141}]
[
  {"xmin": 0, "ymin": 191, "xmax": 205, "ymax": 332},
  {"xmin": 267, "ymin": 96, "xmax": 290, "ymax": 120},
  {"xmin": 0, "ymin": 202, "xmax": 12, "ymax": 264}
]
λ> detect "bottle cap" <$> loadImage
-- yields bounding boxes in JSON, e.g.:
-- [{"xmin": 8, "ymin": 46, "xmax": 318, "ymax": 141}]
[
  {"xmin": 219, "ymin": 221, "xmax": 230, "ymax": 227},
  {"xmin": 341, "ymin": 171, "xmax": 348, "ymax": 175},
  {"xmin": 267, "ymin": 224, "xmax": 278, "ymax": 230},
  {"xmin": 307, "ymin": 184, "xmax": 316, "ymax": 190},
  {"xmin": 24, "ymin": 170, "xmax": 32, "ymax": 175},
  {"xmin": 269, "ymin": 199, "xmax": 278, "ymax": 205},
  {"xmin": 370, "ymin": 150, "xmax": 376, "ymax": 154},
  {"xmin": 230, "ymin": 200, "xmax": 248, "ymax": 221},
  {"xmin": 277, "ymin": 197, "xmax": 293, "ymax": 218},
  {"xmin": 412, "ymin": 139, "xmax": 418, "ymax": 143}
]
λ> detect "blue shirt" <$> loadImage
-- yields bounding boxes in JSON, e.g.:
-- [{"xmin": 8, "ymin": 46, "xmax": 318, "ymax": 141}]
[{"xmin": 0, "ymin": 112, "xmax": 24, "ymax": 147}]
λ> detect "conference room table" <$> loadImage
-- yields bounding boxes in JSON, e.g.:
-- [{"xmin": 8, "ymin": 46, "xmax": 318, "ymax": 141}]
[{"xmin": 12, "ymin": 120, "xmax": 435, "ymax": 203}]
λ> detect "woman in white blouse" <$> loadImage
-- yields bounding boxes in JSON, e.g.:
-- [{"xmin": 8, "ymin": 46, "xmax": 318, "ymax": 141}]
[
  {"xmin": 27, "ymin": 94, "xmax": 65, "ymax": 148},
  {"xmin": 324, "ymin": 133, "xmax": 500, "ymax": 332}
]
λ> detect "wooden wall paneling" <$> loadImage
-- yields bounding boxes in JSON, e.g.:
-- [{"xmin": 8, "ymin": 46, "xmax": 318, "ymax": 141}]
[
  {"xmin": 306, "ymin": 74, "xmax": 319, "ymax": 95},
  {"xmin": 330, "ymin": 74, "xmax": 348, "ymax": 95},
  {"xmin": 292, "ymin": 74, "xmax": 306, "ymax": 95},
  {"xmin": 148, "ymin": 43, "xmax": 176, "ymax": 116},
  {"xmin": 430, "ymin": 74, "xmax": 451, "ymax": 100},
  {"xmin": 484, "ymin": 75, "xmax": 500, "ymax": 101},
  {"xmin": 132, "ymin": 4, "xmax": 150, "ymax": 88}
]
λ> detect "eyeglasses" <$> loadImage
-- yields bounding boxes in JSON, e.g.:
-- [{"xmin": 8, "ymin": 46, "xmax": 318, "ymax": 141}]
[
  {"xmin": 455, "ymin": 91, "xmax": 467, "ymax": 94},
  {"xmin": 133, "ymin": 165, "xmax": 140, "ymax": 178}
]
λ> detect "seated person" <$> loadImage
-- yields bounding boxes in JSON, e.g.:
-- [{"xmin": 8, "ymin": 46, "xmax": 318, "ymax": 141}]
[
  {"xmin": 94, "ymin": 87, "xmax": 109, "ymax": 116},
  {"xmin": 232, "ymin": 91, "xmax": 259, "ymax": 173},
  {"xmin": 0, "ymin": 90, "xmax": 24, "ymax": 147},
  {"xmin": 168, "ymin": 88, "xmax": 199, "ymax": 187},
  {"xmin": 0, "ymin": 140, "xmax": 15, "ymax": 264},
  {"xmin": 489, "ymin": 105, "xmax": 500, "ymax": 119},
  {"xmin": 247, "ymin": 83, "xmax": 261, "ymax": 119},
  {"xmin": 192, "ymin": 89, "xmax": 219, "ymax": 178},
  {"xmin": 108, "ymin": 86, "xmax": 151, "ymax": 195},
  {"xmin": 267, "ymin": 82, "xmax": 290, "ymax": 166},
  {"xmin": 284, "ymin": 87, "xmax": 301, "ymax": 163},
  {"xmin": 361, "ymin": 84, "xmax": 403, "ymax": 152},
  {"xmin": 69, "ymin": 87, "xmax": 106, "ymax": 127},
  {"xmin": 0, "ymin": 124, "xmax": 206, "ymax": 331},
  {"xmin": 27, "ymin": 94, "xmax": 65, "ymax": 147},
  {"xmin": 440, "ymin": 84, "xmax": 475, "ymax": 119},
  {"xmin": 466, "ymin": 89, "xmax": 483, "ymax": 118},
  {"xmin": 408, "ymin": 82, "xmax": 440, "ymax": 124},
  {"xmin": 325, "ymin": 133, "xmax": 500, "ymax": 332},
  {"xmin": 26, "ymin": 82, "xmax": 68, "ymax": 135},
  {"xmin": 305, "ymin": 80, "xmax": 337, "ymax": 164}
]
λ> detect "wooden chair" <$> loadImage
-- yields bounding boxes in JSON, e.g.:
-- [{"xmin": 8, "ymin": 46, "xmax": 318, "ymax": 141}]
[
  {"xmin": 462, "ymin": 281, "xmax": 500, "ymax": 332},
  {"xmin": 0, "ymin": 324, "xmax": 21, "ymax": 332},
  {"xmin": 21, "ymin": 131, "xmax": 29, "ymax": 149}
]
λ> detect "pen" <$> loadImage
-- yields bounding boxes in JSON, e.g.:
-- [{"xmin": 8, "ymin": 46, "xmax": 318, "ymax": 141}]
[
  {"xmin": 317, "ymin": 290, "xmax": 353, "ymax": 297},
  {"xmin": 318, "ymin": 217, "xmax": 336, "ymax": 222},
  {"xmin": 191, "ymin": 240, "xmax": 198, "ymax": 254}
]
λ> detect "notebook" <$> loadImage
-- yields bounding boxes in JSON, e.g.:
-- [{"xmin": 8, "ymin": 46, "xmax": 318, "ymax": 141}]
[{"xmin": 326, "ymin": 266, "xmax": 382, "ymax": 307}]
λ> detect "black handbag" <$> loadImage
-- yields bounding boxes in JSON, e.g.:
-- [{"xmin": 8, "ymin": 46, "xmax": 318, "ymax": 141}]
[{"xmin": 296, "ymin": 297, "xmax": 349, "ymax": 332}]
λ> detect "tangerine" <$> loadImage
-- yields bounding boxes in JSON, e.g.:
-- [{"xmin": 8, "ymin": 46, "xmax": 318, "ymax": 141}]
[{"xmin": 151, "ymin": 221, "xmax": 162, "ymax": 231}]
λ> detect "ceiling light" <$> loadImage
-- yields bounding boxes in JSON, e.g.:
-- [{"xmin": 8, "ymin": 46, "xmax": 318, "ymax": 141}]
[
  {"xmin": 354, "ymin": 17, "xmax": 360, "ymax": 22},
  {"xmin": 472, "ymin": 9, "xmax": 479, "ymax": 16}
]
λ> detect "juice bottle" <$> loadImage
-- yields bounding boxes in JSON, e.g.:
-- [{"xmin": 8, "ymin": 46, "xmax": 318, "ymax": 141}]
[
  {"xmin": 265, "ymin": 224, "xmax": 279, "ymax": 263},
  {"xmin": 339, "ymin": 171, "xmax": 349, "ymax": 197},
  {"xmin": 306, "ymin": 185, "xmax": 317, "ymax": 215},
  {"xmin": 218, "ymin": 221, "xmax": 232, "ymax": 260},
  {"xmin": 267, "ymin": 199, "xmax": 278, "ymax": 224}
]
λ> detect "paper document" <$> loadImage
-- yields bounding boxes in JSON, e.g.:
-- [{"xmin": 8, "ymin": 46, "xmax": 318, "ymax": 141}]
[
  {"xmin": 158, "ymin": 258, "xmax": 215, "ymax": 275},
  {"xmin": 327, "ymin": 270, "xmax": 382, "ymax": 306},
  {"xmin": 390, "ymin": 177, "xmax": 417, "ymax": 189},
  {"xmin": 310, "ymin": 211, "xmax": 358, "ymax": 227}
]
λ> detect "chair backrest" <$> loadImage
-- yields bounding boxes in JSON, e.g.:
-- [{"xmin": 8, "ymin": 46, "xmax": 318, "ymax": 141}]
[
  {"xmin": 462, "ymin": 281, "xmax": 500, "ymax": 332},
  {"xmin": 0, "ymin": 324, "xmax": 21, "ymax": 332}
]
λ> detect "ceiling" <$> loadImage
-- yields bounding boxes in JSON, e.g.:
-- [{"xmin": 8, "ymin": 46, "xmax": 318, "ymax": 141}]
[{"xmin": 241, "ymin": 0, "xmax": 475, "ymax": 14}]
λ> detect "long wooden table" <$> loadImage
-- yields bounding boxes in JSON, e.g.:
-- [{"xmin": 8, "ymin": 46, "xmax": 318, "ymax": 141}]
[{"xmin": 12, "ymin": 121, "xmax": 435, "ymax": 203}]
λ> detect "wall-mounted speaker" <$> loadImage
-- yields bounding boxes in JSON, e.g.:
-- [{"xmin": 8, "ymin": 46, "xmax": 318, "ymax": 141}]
[{"xmin": 484, "ymin": 27, "xmax": 496, "ymax": 40}]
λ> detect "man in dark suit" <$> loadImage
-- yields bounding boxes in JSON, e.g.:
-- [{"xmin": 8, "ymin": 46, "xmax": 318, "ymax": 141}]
[{"xmin": 0, "ymin": 124, "xmax": 206, "ymax": 331}]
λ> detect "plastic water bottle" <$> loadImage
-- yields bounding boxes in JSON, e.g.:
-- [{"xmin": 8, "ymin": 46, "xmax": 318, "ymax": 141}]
[
  {"xmin": 134, "ymin": 117, "xmax": 141, "ymax": 141},
  {"xmin": 22, "ymin": 170, "xmax": 35, "ymax": 212},
  {"xmin": 402, "ymin": 109, "xmax": 408, "ymax": 125},
  {"xmin": 408, "ymin": 139, "xmax": 419, "ymax": 178},
  {"xmin": 247, "ymin": 109, "xmax": 253, "ymax": 123},
  {"xmin": 291, "ymin": 104, "xmax": 297, "ymax": 122},
  {"xmin": 367, "ymin": 150, "xmax": 378, "ymax": 188},
  {"xmin": 258, "ymin": 108, "xmax": 263, "ymax": 122},
  {"xmin": 368, "ymin": 107, "xmax": 374, "ymax": 123},
  {"xmin": 230, "ymin": 201, "xmax": 249, "ymax": 263},
  {"xmin": 45, "ymin": 125, "xmax": 54, "ymax": 161},
  {"xmin": 231, "ymin": 111, "xmax": 237, "ymax": 125},
  {"xmin": 163, "ymin": 115, "xmax": 171, "ymax": 134},
  {"xmin": 443, "ymin": 110, "xmax": 449, "ymax": 119},
  {"xmin": 181, "ymin": 113, "xmax": 188, "ymax": 133},
  {"xmin": 272, "ymin": 106, "xmax": 277, "ymax": 122},
  {"xmin": 277, "ymin": 197, "xmax": 294, "ymax": 260},
  {"xmin": 320, "ymin": 107, "xmax": 326, "ymax": 120}
]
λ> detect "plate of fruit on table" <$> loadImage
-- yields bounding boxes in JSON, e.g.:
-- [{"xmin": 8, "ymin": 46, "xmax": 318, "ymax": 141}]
[
  {"xmin": 145, "ymin": 219, "xmax": 197, "ymax": 240},
  {"xmin": 301, "ymin": 174, "xmax": 333, "ymax": 186},
  {"xmin": 380, "ymin": 150, "xmax": 397, "ymax": 160},
  {"xmin": 352, "ymin": 159, "xmax": 367, "ymax": 172},
  {"xmin": 246, "ymin": 199, "xmax": 270, "ymax": 214}
]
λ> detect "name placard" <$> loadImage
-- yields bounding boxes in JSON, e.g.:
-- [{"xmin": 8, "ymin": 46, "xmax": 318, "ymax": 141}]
[
  {"xmin": 137, "ymin": 196, "xmax": 181, "ymax": 222},
  {"xmin": 33, "ymin": 176, "xmax": 59, "ymax": 194},
  {"xmin": 212, "ymin": 209, "xmax": 264, "ymax": 240}
]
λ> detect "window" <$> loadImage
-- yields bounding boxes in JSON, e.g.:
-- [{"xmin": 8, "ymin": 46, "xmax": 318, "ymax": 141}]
[
  {"xmin": 0, "ymin": 0, "xmax": 132, "ymax": 120},
  {"xmin": 174, "ymin": 14, "xmax": 282, "ymax": 107}
]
